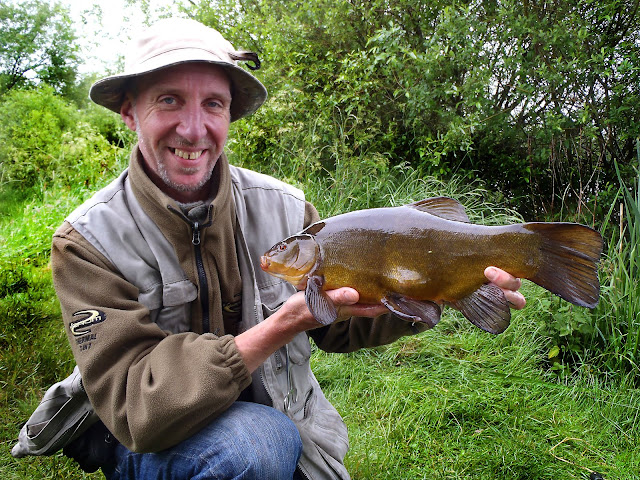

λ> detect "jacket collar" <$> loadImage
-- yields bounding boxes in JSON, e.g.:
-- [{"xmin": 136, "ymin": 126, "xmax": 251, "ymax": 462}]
[{"xmin": 127, "ymin": 144, "xmax": 234, "ymax": 236}]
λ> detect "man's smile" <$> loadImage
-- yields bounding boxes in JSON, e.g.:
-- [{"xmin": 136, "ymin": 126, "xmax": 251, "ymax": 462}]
[{"xmin": 172, "ymin": 148, "xmax": 205, "ymax": 160}]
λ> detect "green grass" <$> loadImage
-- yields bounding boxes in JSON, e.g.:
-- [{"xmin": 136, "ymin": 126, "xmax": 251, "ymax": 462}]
[
  {"xmin": 0, "ymin": 183, "xmax": 103, "ymax": 479},
  {"xmin": 312, "ymin": 304, "xmax": 640, "ymax": 479},
  {"xmin": 1, "ymin": 154, "xmax": 639, "ymax": 479},
  {"xmin": 0, "ymin": 276, "xmax": 98, "ymax": 479},
  {"xmin": 592, "ymin": 160, "xmax": 640, "ymax": 374}
]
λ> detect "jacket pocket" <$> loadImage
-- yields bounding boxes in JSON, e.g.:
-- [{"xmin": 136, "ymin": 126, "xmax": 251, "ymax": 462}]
[
  {"xmin": 259, "ymin": 280, "xmax": 296, "ymax": 317},
  {"xmin": 297, "ymin": 388, "xmax": 350, "ymax": 480},
  {"xmin": 142, "ymin": 280, "xmax": 197, "ymax": 334},
  {"xmin": 11, "ymin": 366, "xmax": 99, "ymax": 458},
  {"xmin": 310, "ymin": 398, "xmax": 349, "ymax": 461}
]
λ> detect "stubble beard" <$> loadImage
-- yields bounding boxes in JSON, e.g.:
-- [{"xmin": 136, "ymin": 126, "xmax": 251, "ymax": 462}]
[{"xmin": 134, "ymin": 113, "xmax": 216, "ymax": 193}]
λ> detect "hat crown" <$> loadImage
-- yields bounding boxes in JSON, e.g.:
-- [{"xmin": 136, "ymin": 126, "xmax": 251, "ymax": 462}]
[
  {"xmin": 89, "ymin": 17, "xmax": 267, "ymax": 121},
  {"xmin": 126, "ymin": 18, "xmax": 237, "ymax": 74}
]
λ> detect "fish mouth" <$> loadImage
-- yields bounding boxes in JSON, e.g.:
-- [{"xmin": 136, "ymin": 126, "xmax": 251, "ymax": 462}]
[{"xmin": 260, "ymin": 255, "xmax": 308, "ymax": 289}]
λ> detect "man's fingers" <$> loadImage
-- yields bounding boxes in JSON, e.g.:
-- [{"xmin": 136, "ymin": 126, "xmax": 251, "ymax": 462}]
[
  {"xmin": 326, "ymin": 287, "xmax": 359, "ymax": 306},
  {"xmin": 503, "ymin": 290, "xmax": 526, "ymax": 310},
  {"xmin": 325, "ymin": 288, "xmax": 390, "ymax": 320},
  {"xmin": 484, "ymin": 266, "xmax": 526, "ymax": 310},
  {"xmin": 484, "ymin": 266, "xmax": 521, "ymax": 290}
]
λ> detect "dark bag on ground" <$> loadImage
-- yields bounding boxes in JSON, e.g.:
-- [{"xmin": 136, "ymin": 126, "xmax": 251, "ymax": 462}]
[{"xmin": 63, "ymin": 419, "xmax": 119, "ymax": 473}]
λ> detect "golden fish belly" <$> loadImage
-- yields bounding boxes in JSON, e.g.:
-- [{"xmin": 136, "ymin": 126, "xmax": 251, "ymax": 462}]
[{"xmin": 317, "ymin": 219, "xmax": 541, "ymax": 304}]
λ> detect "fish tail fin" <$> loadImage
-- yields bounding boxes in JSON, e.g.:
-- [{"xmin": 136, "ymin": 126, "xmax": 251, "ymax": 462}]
[{"xmin": 524, "ymin": 223, "xmax": 603, "ymax": 308}]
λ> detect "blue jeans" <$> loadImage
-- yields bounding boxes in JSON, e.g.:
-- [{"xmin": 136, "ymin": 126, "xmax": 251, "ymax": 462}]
[{"xmin": 102, "ymin": 402, "xmax": 303, "ymax": 480}]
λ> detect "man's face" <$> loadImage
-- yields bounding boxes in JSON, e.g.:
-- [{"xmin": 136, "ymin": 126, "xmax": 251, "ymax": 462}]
[{"xmin": 120, "ymin": 63, "xmax": 232, "ymax": 202}]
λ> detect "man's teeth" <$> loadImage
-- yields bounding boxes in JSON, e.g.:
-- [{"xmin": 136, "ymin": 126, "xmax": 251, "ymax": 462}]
[{"xmin": 174, "ymin": 148, "xmax": 203, "ymax": 160}]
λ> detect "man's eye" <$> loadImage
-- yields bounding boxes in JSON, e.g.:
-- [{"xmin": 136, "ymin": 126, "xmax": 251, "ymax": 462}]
[{"xmin": 161, "ymin": 97, "xmax": 176, "ymax": 105}]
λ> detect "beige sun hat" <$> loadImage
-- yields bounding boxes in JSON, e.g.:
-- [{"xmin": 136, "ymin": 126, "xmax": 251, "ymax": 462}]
[{"xmin": 89, "ymin": 17, "xmax": 267, "ymax": 122}]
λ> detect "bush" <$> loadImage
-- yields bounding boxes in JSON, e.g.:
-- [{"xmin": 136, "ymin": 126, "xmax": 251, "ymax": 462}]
[
  {"xmin": 194, "ymin": 0, "xmax": 640, "ymax": 221},
  {"xmin": 0, "ymin": 86, "xmax": 77, "ymax": 186},
  {"xmin": 542, "ymin": 154, "xmax": 640, "ymax": 385},
  {"xmin": 53, "ymin": 122, "xmax": 122, "ymax": 189},
  {"xmin": 81, "ymin": 102, "xmax": 136, "ymax": 148},
  {"xmin": 0, "ymin": 86, "xmax": 122, "ymax": 191}
]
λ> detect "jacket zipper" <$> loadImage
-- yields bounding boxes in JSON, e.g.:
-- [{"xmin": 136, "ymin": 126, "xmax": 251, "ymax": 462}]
[
  {"xmin": 167, "ymin": 205, "xmax": 213, "ymax": 334},
  {"xmin": 191, "ymin": 221, "xmax": 210, "ymax": 333}
]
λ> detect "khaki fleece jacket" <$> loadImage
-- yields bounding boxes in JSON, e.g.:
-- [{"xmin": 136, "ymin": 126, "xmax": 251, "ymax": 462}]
[{"xmin": 51, "ymin": 147, "xmax": 427, "ymax": 458}]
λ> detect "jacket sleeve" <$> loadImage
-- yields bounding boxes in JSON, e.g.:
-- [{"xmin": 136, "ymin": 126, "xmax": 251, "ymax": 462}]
[
  {"xmin": 52, "ymin": 222, "xmax": 252, "ymax": 453},
  {"xmin": 309, "ymin": 314, "xmax": 430, "ymax": 353}
]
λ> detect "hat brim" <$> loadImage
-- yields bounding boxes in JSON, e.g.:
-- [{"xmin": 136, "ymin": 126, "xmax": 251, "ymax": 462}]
[{"xmin": 89, "ymin": 57, "xmax": 267, "ymax": 122}]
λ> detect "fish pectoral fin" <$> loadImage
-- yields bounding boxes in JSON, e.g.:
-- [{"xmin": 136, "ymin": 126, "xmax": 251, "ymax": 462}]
[
  {"xmin": 381, "ymin": 294, "xmax": 442, "ymax": 328},
  {"xmin": 408, "ymin": 197, "xmax": 471, "ymax": 223},
  {"xmin": 449, "ymin": 284, "xmax": 510, "ymax": 334},
  {"xmin": 305, "ymin": 275, "xmax": 337, "ymax": 325}
]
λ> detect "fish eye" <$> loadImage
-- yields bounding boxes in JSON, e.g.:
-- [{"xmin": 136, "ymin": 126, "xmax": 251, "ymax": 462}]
[{"xmin": 277, "ymin": 244, "xmax": 287, "ymax": 252}]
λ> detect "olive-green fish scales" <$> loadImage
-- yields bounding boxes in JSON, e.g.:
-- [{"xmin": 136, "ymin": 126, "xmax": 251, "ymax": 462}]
[{"xmin": 261, "ymin": 197, "xmax": 603, "ymax": 334}]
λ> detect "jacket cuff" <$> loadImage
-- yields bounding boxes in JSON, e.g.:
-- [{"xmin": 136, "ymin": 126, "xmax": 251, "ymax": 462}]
[{"xmin": 216, "ymin": 334, "xmax": 252, "ymax": 390}]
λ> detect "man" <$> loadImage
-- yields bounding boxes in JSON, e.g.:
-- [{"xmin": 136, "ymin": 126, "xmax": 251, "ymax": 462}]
[{"xmin": 50, "ymin": 17, "xmax": 525, "ymax": 480}]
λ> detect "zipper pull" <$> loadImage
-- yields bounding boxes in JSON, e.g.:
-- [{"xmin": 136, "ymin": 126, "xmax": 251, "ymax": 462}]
[{"xmin": 192, "ymin": 222, "xmax": 201, "ymax": 245}]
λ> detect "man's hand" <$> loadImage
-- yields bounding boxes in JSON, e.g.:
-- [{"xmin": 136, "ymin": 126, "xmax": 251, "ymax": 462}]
[
  {"xmin": 484, "ymin": 266, "xmax": 526, "ymax": 310},
  {"xmin": 277, "ymin": 288, "xmax": 388, "ymax": 331},
  {"xmin": 234, "ymin": 287, "xmax": 386, "ymax": 372}
]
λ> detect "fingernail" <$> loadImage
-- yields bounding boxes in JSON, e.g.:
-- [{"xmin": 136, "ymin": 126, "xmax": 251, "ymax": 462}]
[
  {"xmin": 485, "ymin": 267, "xmax": 497, "ymax": 281},
  {"xmin": 344, "ymin": 289, "xmax": 359, "ymax": 304}
]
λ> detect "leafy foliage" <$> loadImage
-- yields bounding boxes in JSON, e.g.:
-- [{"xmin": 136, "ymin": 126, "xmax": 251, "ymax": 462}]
[
  {"xmin": 188, "ymin": 0, "xmax": 640, "ymax": 220},
  {"xmin": 0, "ymin": 0, "xmax": 80, "ymax": 97},
  {"xmin": 0, "ymin": 87, "xmax": 122, "ymax": 190},
  {"xmin": 538, "ymin": 148, "xmax": 640, "ymax": 382}
]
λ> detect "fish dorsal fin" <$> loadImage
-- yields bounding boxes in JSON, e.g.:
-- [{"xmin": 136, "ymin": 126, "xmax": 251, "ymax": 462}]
[
  {"xmin": 303, "ymin": 221, "xmax": 325, "ymax": 236},
  {"xmin": 409, "ymin": 197, "xmax": 470, "ymax": 222}
]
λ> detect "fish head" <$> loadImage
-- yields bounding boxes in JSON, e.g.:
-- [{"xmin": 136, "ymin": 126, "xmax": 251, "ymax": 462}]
[{"xmin": 261, "ymin": 234, "xmax": 320, "ymax": 288}]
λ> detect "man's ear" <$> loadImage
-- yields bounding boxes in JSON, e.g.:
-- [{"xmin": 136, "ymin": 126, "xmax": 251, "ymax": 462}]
[{"xmin": 120, "ymin": 95, "xmax": 137, "ymax": 132}]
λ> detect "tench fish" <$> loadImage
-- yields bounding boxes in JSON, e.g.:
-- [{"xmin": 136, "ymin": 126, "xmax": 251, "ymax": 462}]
[{"xmin": 260, "ymin": 197, "xmax": 603, "ymax": 334}]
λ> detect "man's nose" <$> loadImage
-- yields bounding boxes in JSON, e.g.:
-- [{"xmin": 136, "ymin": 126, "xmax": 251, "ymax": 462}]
[{"xmin": 176, "ymin": 104, "xmax": 207, "ymax": 142}]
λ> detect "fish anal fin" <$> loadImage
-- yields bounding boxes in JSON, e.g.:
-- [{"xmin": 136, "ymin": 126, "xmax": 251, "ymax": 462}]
[
  {"xmin": 449, "ymin": 284, "xmax": 511, "ymax": 334},
  {"xmin": 382, "ymin": 294, "xmax": 442, "ymax": 328},
  {"xmin": 305, "ymin": 275, "xmax": 337, "ymax": 325},
  {"xmin": 408, "ymin": 197, "xmax": 470, "ymax": 223}
]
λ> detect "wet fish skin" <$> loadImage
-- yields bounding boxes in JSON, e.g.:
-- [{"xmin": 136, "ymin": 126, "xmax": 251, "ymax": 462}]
[{"xmin": 260, "ymin": 197, "xmax": 603, "ymax": 334}]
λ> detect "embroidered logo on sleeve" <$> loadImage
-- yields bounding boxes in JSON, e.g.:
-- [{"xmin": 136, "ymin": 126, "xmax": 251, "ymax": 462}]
[{"xmin": 70, "ymin": 309, "xmax": 106, "ymax": 352}]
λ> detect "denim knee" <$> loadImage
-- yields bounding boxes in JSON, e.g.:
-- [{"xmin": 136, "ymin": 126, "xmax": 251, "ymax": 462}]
[
  {"xmin": 105, "ymin": 402, "xmax": 302, "ymax": 480},
  {"xmin": 194, "ymin": 402, "xmax": 303, "ymax": 479}
]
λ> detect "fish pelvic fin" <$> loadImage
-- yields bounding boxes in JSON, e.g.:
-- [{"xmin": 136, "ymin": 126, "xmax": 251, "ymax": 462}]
[
  {"xmin": 449, "ymin": 284, "xmax": 511, "ymax": 334},
  {"xmin": 305, "ymin": 275, "xmax": 337, "ymax": 325},
  {"xmin": 524, "ymin": 223, "xmax": 603, "ymax": 308},
  {"xmin": 382, "ymin": 294, "xmax": 442, "ymax": 328},
  {"xmin": 408, "ymin": 197, "xmax": 470, "ymax": 223}
]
